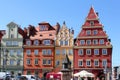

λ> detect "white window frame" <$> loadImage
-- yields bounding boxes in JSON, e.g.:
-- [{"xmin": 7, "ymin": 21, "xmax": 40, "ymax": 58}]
[
  {"xmin": 94, "ymin": 49, "xmax": 99, "ymax": 55},
  {"xmin": 94, "ymin": 59, "xmax": 99, "ymax": 66},
  {"xmin": 100, "ymin": 39, "xmax": 104, "ymax": 44},
  {"xmin": 93, "ymin": 39, "xmax": 98, "ymax": 45},
  {"xmin": 34, "ymin": 49, "xmax": 39, "ymax": 55},
  {"xmin": 86, "ymin": 30, "xmax": 91, "ymax": 35},
  {"xmin": 42, "ymin": 59, "xmax": 47, "ymax": 65},
  {"xmin": 86, "ymin": 49, "xmax": 91, "ymax": 55},
  {"xmin": 26, "ymin": 40, "xmax": 31, "ymax": 46},
  {"xmin": 27, "ymin": 59, "xmax": 31, "ymax": 65},
  {"xmin": 86, "ymin": 59, "xmax": 91, "ymax": 66},
  {"xmin": 78, "ymin": 49, "xmax": 84, "ymax": 55},
  {"xmin": 34, "ymin": 58, "xmax": 39, "ymax": 65},
  {"xmin": 42, "ymin": 49, "xmax": 47, "ymax": 55},
  {"xmin": 43, "ymin": 40, "xmax": 50, "ymax": 45},
  {"xmin": 48, "ymin": 59, "xmax": 51, "ymax": 65},
  {"xmin": 86, "ymin": 40, "xmax": 91, "ymax": 45},
  {"xmin": 56, "ymin": 50, "xmax": 60, "ymax": 55},
  {"xmin": 102, "ymin": 49, "xmax": 107, "ymax": 55},
  {"xmin": 93, "ymin": 30, "xmax": 98, "ymax": 35},
  {"xmin": 47, "ymin": 49, "xmax": 52, "ymax": 55},
  {"xmin": 34, "ymin": 40, "xmax": 39, "ymax": 45},
  {"xmin": 26, "ymin": 50, "xmax": 31, "ymax": 55},
  {"xmin": 80, "ymin": 40, "xmax": 85, "ymax": 45},
  {"xmin": 102, "ymin": 59, "xmax": 107, "ymax": 67},
  {"xmin": 78, "ymin": 59, "xmax": 83, "ymax": 66}
]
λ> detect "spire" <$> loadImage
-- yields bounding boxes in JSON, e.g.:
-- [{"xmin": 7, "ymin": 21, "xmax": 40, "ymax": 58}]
[
  {"xmin": 62, "ymin": 21, "xmax": 67, "ymax": 28},
  {"xmin": 86, "ymin": 6, "xmax": 98, "ymax": 20}
]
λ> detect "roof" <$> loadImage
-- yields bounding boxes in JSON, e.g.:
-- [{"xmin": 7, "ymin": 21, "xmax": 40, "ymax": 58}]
[{"xmin": 86, "ymin": 6, "xmax": 98, "ymax": 20}]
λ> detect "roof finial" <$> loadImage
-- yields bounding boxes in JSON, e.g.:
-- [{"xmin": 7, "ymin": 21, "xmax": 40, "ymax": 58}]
[{"xmin": 63, "ymin": 21, "xmax": 66, "ymax": 25}]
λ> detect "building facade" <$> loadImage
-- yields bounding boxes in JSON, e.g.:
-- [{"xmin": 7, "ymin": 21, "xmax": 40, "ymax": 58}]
[
  {"xmin": 0, "ymin": 22, "xmax": 24, "ymax": 75},
  {"xmin": 74, "ymin": 7, "xmax": 112, "ymax": 80},
  {"xmin": 54, "ymin": 22, "xmax": 74, "ymax": 72},
  {"xmin": 23, "ymin": 22, "xmax": 60, "ymax": 78}
]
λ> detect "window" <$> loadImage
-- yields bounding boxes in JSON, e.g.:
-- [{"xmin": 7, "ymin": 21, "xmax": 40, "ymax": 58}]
[
  {"xmin": 43, "ymin": 40, "xmax": 50, "ymax": 45},
  {"xmin": 100, "ymin": 39, "xmax": 104, "ymax": 44},
  {"xmin": 17, "ymin": 59, "xmax": 21, "ymax": 65},
  {"xmin": 40, "ymin": 25, "xmax": 46, "ymax": 31},
  {"xmin": 56, "ymin": 50, "xmax": 60, "ymax": 55},
  {"xmin": 11, "ymin": 34, "xmax": 14, "ymax": 38},
  {"xmin": 86, "ymin": 40, "xmax": 91, "ymax": 45},
  {"xmin": 93, "ymin": 30, "xmax": 98, "ymax": 35},
  {"xmin": 102, "ymin": 59, "xmax": 107, "ymax": 67},
  {"xmin": 56, "ymin": 60, "xmax": 60, "ymax": 66},
  {"xmin": 42, "ymin": 49, "xmax": 47, "ymax": 55},
  {"xmin": 3, "ymin": 59, "xmax": 6, "ymax": 65},
  {"xmin": 60, "ymin": 40, "xmax": 64, "ymax": 46},
  {"xmin": 86, "ymin": 60, "xmax": 91, "ymax": 66},
  {"xmin": 10, "ymin": 50, "xmax": 14, "ymax": 56},
  {"xmin": 80, "ymin": 40, "xmax": 85, "ymax": 45},
  {"xmin": 90, "ymin": 21, "xmax": 94, "ymax": 26},
  {"xmin": 86, "ymin": 49, "xmax": 91, "ymax": 55},
  {"xmin": 94, "ymin": 49, "xmax": 99, "ymax": 55},
  {"xmin": 26, "ymin": 40, "xmax": 31, "ymax": 45},
  {"xmin": 27, "ymin": 59, "xmax": 31, "ymax": 65},
  {"xmin": 10, "ymin": 59, "xmax": 14, "ymax": 65},
  {"xmin": 94, "ymin": 59, "xmax": 99, "ymax": 66},
  {"xmin": 34, "ymin": 50, "xmax": 39, "ymax": 55},
  {"xmin": 69, "ymin": 49, "xmax": 73, "ymax": 55},
  {"xmin": 35, "ymin": 59, "xmax": 39, "ymax": 65},
  {"xmin": 86, "ymin": 30, "xmax": 91, "ymax": 35},
  {"xmin": 65, "ymin": 41, "xmax": 68, "ymax": 45},
  {"xmin": 34, "ymin": 40, "xmax": 39, "ymax": 45},
  {"xmin": 48, "ymin": 60, "xmax": 51, "ymax": 65},
  {"xmin": 78, "ymin": 49, "xmax": 83, "ymax": 55},
  {"xmin": 78, "ymin": 59, "xmax": 83, "ymax": 66},
  {"xmin": 93, "ymin": 39, "xmax": 98, "ymax": 45},
  {"xmin": 102, "ymin": 49, "xmax": 107, "ymax": 55},
  {"xmin": 43, "ymin": 59, "xmax": 47, "ymax": 65},
  {"xmin": 6, "ymin": 41, "xmax": 12, "ymax": 46},
  {"xmin": 17, "ymin": 50, "xmax": 21, "ymax": 56},
  {"xmin": 47, "ymin": 49, "xmax": 52, "ymax": 55},
  {"xmin": 62, "ymin": 49, "xmax": 66, "ymax": 55},
  {"xmin": 26, "ymin": 50, "xmax": 31, "ymax": 55},
  {"xmin": 13, "ymin": 41, "xmax": 18, "ymax": 46}
]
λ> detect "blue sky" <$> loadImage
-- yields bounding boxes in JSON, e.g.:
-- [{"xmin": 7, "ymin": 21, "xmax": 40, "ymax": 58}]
[{"xmin": 0, "ymin": 0, "xmax": 119, "ymax": 67}]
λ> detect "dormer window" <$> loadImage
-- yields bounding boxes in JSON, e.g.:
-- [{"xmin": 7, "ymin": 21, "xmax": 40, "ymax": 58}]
[
  {"xmin": 43, "ymin": 40, "xmax": 50, "ymax": 45},
  {"xmin": 34, "ymin": 40, "xmax": 39, "ymax": 45},
  {"xmin": 26, "ymin": 40, "xmax": 31, "ymax": 46},
  {"xmin": 90, "ymin": 21, "xmax": 94, "ymax": 26},
  {"xmin": 49, "ymin": 34, "xmax": 52, "ymax": 36},
  {"xmin": 40, "ymin": 25, "xmax": 46, "ymax": 31}
]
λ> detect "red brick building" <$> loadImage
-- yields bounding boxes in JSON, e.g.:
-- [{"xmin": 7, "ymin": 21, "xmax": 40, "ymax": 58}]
[
  {"xmin": 74, "ymin": 7, "xmax": 112, "ymax": 79},
  {"xmin": 23, "ymin": 22, "xmax": 60, "ymax": 78}
]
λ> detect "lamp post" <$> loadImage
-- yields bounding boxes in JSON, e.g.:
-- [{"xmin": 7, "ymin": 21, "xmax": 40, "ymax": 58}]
[{"xmin": 104, "ymin": 64, "xmax": 107, "ymax": 80}]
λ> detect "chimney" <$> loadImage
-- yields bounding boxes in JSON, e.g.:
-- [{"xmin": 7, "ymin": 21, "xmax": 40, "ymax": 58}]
[
  {"xmin": 96, "ymin": 12, "xmax": 99, "ymax": 16},
  {"xmin": 72, "ymin": 30, "xmax": 74, "ymax": 34}
]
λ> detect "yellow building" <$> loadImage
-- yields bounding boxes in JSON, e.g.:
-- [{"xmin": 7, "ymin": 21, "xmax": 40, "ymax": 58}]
[{"xmin": 54, "ymin": 22, "xmax": 74, "ymax": 72}]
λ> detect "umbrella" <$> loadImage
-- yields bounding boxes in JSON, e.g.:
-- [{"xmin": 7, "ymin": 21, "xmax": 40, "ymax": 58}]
[{"xmin": 74, "ymin": 70, "xmax": 94, "ymax": 77}]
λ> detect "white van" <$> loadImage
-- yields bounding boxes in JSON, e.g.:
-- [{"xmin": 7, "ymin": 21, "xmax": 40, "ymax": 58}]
[
  {"xmin": 21, "ymin": 75, "xmax": 35, "ymax": 80},
  {"xmin": 0, "ymin": 72, "xmax": 6, "ymax": 79}
]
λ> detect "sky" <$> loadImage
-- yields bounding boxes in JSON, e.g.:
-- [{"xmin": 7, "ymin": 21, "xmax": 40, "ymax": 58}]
[{"xmin": 0, "ymin": 0, "xmax": 120, "ymax": 67}]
